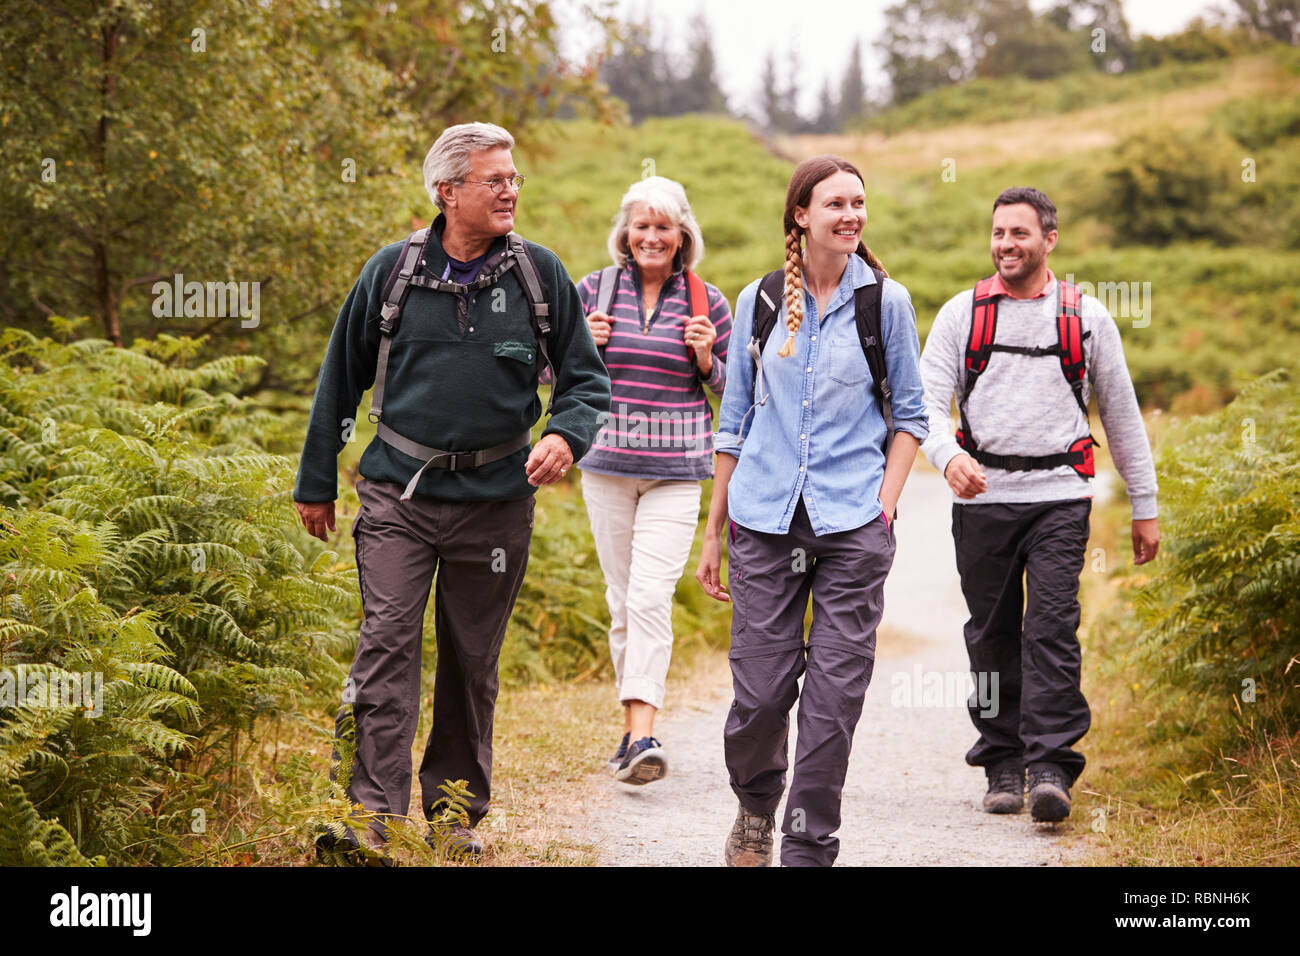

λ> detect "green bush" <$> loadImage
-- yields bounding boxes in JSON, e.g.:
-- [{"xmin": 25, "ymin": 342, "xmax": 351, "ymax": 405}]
[
  {"xmin": 0, "ymin": 327, "xmax": 356, "ymax": 864},
  {"xmin": 1133, "ymin": 370, "xmax": 1299, "ymax": 727},
  {"xmin": 1094, "ymin": 126, "xmax": 1248, "ymax": 245}
]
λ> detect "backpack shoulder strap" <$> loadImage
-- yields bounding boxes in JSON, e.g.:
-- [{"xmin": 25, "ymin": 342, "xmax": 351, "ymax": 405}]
[
  {"xmin": 595, "ymin": 265, "xmax": 620, "ymax": 317},
  {"xmin": 964, "ymin": 276, "xmax": 1000, "ymax": 387},
  {"xmin": 752, "ymin": 269, "xmax": 785, "ymax": 356},
  {"xmin": 686, "ymin": 270, "xmax": 709, "ymax": 319},
  {"xmin": 506, "ymin": 233, "xmax": 558, "ymax": 415},
  {"xmin": 685, "ymin": 270, "xmax": 711, "ymax": 377},
  {"xmin": 369, "ymin": 228, "xmax": 430, "ymax": 425},
  {"xmin": 954, "ymin": 276, "xmax": 1001, "ymax": 452},
  {"xmin": 854, "ymin": 267, "xmax": 892, "ymax": 450},
  {"xmin": 1056, "ymin": 280, "xmax": 1089, "ymax": 418}
]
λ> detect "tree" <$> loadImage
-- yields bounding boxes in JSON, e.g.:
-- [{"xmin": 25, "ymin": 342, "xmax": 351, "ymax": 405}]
[
  {"xmin": 878, "ymin": 0, "xmax": 980, "ymax": 103},
  {"xmin": 599, "ymin": 20, "xmax": 673, "ymax": 122},
  {"xmin": 336, "ymin": 0, "xmax": 620, "ymax": 151},
  {"xmin": 0, "ymin": 0, "xmax": 611, "ymax": 392},
  {"xmin": 814, "ymin": 78, "xmax": 840, "ymax": 133},
  {"xmin": 1232, "ymin": 0, "xmax": 1300, "ymax": 44},
  {"xmin": 678, "ymin": 14, "xmax": 728, "ymax": 114},
  {"xmin": 838, "ymin": 40, "xmax": 868, "ymax": 128},
  {"xmin": 975, "ymin": 0, "xmax": 1093, "ymax": 80},
  {"xmin": 1049, "ymin": 0, "xmax": 1135, "ymax": 72}
]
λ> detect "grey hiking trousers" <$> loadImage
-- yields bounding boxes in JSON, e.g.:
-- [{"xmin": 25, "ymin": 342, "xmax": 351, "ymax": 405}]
[
  {"xmin": 337, "ymin": 478, "xmax": 534, "ymax": 836},
  {"xmin": 724, "ymin": 498, "xmax": 896, "ymax": 867}
]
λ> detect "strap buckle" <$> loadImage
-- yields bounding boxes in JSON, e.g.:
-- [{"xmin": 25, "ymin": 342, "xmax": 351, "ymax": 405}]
[
  {"xmin": 445, "ymin": 451, "xmax": 476, "ymax": 472},
  {"xmin": 379, "ymin": 302, "xmax": 400, "ymax": 333}
]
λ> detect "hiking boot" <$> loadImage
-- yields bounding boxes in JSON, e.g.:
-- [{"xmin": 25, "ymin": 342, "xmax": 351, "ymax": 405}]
[
  {"xmin": 982, "ymin": 764, "xmax": 1025, "ymax": 814},
  {"xmin": 1027, "ymin": 765, "xmax": 1072, "ymax": 822},
  {"xmin": 615, "ymin": 736, "xmax": 667, "ymax": 785},
  {"xmin": 316, "ymin": 825, "xmax": 395, "ymax": 867},
  {"xmin": 425, "ymin": 821, "xmax": 483, "ymax": 859},
  {"xmin": 724, "ymin": 804, "xmax": 774, "ymax": 867},
  {"xmin": 607, "ymin": 732, "xmax": 630, "ymax": 776}
]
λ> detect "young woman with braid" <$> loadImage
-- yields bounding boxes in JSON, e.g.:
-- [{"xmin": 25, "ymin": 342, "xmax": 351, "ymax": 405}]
[{"xmin": 696, "ymin": 156, "xmax": 929, "ymax": 867}]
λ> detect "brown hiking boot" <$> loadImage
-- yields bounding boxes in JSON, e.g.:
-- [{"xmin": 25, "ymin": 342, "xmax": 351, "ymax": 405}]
[{"xmin": 725, "ymin": 804, "xmax": 775, "ymax": 867}]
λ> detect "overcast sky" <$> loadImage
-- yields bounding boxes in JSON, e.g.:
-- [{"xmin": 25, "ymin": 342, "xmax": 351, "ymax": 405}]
[{"xmin": 554, "ymin": 0, "xmax": 1223, "ymax": 116}]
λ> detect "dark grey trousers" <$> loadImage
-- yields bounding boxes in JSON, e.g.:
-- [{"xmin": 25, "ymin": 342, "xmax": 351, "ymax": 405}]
[
  {"xmin": 724, "ymin": 498, "xmax": 895, "ymax": 867},
  {"xmin": 337, "ymin": 478, "xmax": 534, "ymax": 836},
  {"xmin": 953, "ymin": 499, "xmax": 1092, "ymax": 784}
]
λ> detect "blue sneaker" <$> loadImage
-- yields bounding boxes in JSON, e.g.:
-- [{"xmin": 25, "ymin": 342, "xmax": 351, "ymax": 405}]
[
  {"xmin": 615, "ymin": 736, "xmax": 667, "ymax": 785},
  {"xmin": 607, "ymin": 732, "xmax": 630, "ymax": 776}
]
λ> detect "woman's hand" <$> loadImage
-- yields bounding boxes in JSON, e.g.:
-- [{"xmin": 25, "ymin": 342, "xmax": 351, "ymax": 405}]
[
  {"xmin": 684, "ymin": 314, "xmax": 715, "ymax": 363},
  {"xmin": 696, "ymin": 530, "xmax": 730, "ymax": 602},
  {"xmin": 587, "ymin": 309, "xmax": 612, "ymax": 347}
]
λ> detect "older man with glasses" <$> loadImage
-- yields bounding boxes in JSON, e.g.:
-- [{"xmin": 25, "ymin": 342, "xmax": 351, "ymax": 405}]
[{"xmin": 294, "ymin": 122, "xmax": 609, "ymax": 862}]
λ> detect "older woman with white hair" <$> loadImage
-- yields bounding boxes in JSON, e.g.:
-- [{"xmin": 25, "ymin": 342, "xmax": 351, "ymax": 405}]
[{"xmin": 576, "ymin": 176, "xmax": 732, "ymax": 785}]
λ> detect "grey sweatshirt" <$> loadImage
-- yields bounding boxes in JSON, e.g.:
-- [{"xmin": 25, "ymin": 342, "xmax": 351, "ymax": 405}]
[{"xmin": 920, "ymin": 282, "xmax": 1158, "ymax": 520}]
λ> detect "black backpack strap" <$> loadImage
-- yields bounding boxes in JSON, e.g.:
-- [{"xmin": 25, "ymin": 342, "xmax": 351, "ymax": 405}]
[
  {"xmin": 506, "ymin": 233, "xmax": 557, "ymax": 416},
  {"xmin": 854, "ymin": 268, "xmax": 891, "ymax": 452},
  {"xmin": 744, "ymin": 270, "xmax": 785, "ymax": 418},
  {"xmin": 369, "ymin": 228, "xmax": 430, "ymax": 426},
  {"xmin": 594, "ymin": 265, "xmax": 620, "ymax": 317}
]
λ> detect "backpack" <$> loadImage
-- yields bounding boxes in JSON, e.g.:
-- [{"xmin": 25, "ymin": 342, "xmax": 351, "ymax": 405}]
[
  {"xmin": 592, "ymin": 265, "xmax": 710, "ymax": 374},
  {"xmin": 954, "ymin": 276, "xmax": 1097, "ymax": 477},
  {"xmin": 743, "ymin": 265, "xmax": 893, "ymax": 451},
  {"xmin": 366, "ymin": 226, "xmax": 557, "ymax": 500}
]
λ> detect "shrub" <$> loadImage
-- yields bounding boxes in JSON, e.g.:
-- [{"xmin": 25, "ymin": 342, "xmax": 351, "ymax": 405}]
[
  {"xmin": 0, "ymin": 327, "xmax": 356, "ymax": 864},
  {"xmin": 1133, "ymin": 369, "xmax": 1299, "ymax": 729}
]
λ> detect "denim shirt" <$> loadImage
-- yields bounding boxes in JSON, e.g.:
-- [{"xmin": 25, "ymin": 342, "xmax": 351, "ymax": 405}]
[{"xmin": 714, "ymin": 254, "xmax": 928, "ymax": 535}]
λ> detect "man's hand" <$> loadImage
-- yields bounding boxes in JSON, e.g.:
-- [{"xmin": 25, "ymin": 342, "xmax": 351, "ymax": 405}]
[
  {"xmin": 1132, "ymin": 517, "xmax": 1160, "ymax": 565},
  {"xmin": 295, "ymin": 501, "xmax": 336, "ymax": 541},
  {"xmin": 586, "ymin": 309, "xmax": 611, "ymax": 347},
  {"xmin": 525, "ymin": 433, "xmax": 574, "ymax": 486},
  {"xmin": 696, "ymin": 531, "xmax": 730, "ymax": 602},
  {"xmin": 944, "ymin": 453, "xmax": 988, "ymax": 499}
]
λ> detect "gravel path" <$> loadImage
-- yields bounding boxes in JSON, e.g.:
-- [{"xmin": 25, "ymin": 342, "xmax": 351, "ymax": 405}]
[{"xmin": 581, "ymin": 469, "xmax": 1084, "ymax": 866}]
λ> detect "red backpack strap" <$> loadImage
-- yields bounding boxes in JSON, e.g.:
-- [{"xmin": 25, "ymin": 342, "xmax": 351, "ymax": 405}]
[
  {"xmin": 686, "ymin": 270, "xmax": 709, "ymax": 319},
  {"xmin": 956, "ymin": 276, "xmax": 1001, "ymax": 450},
  {"xmin": 1055, "ymin": 280, "xmax": 1089, "ymax": 418},
  {"xmin": 965, "ymin": 277, "xmax": 1000, "ymax": 379}
]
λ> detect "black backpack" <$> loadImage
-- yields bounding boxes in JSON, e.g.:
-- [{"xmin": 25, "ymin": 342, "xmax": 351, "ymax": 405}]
[
  {"xmin": 746, "ymin": 265, "xmax": 894, "ymax": 451},
  {"xmin": 366, "ymin": 226, "xmax": 557, "ymax": 501}
]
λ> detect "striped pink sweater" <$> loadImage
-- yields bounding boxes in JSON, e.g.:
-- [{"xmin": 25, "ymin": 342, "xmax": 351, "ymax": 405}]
[{"xmin": 576, "ymin": 263, "xmax": 731, "ymax": 479}]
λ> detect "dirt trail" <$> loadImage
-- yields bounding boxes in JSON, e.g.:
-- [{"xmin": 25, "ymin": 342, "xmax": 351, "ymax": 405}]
[{"xmin": 579, "ymin": 469, "xmax": 1086, "ymax": 866}]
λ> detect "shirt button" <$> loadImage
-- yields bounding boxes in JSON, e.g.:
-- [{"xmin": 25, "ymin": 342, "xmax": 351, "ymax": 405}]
[
  {"xmin": 800, "ymin": 434, "xmax": 806, "ymax": 440},
  {"xmin": 802, "ymin": 400, "xmax": 808, "ymax": 406},
  {"xmin": 806, "ymin": 366, "xmax": 812, "ymax": 372},
  {"xmin": 468, "ymin": 326, "xmax": 474, "ymax": 332},
  {"xmin": 799, "ymin": 465, "xmax": 805, "ymax": 471},
  {"xmin": 811, "ymin": 335, "xmax": 817, "ymax": 341}
]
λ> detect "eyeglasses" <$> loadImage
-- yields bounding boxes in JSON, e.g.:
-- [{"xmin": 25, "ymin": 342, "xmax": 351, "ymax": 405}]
[{"xmin": 459, "ymin": 175, "xmax": 526, "ymax": 193}]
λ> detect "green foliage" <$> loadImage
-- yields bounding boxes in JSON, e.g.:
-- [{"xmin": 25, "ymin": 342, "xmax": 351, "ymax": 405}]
[
  {"xmin": 1094, "ymin": 125, "xmax": 1251, "ymax": 245},
  {"xmin": 862, "ymin": 60, "xmax": 1227, "ymax": 133},
  {"xmin": 0, "ymin": 329, "xmax": 356, "ymax": 864},
  {"xmin": 1133, "ymin": 370, "xmax": 1299, "ymax": 721},
  {"xmin": 0, "ymin": 0, "xmax": 613, "ymax": 395},
  {"xmin": 337, "ymin": 0, "xmax": 619, "ymax": 139}
]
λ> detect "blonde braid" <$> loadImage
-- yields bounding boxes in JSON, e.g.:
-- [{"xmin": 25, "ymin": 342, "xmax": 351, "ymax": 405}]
[{"xmin": 778, "ymin": 229, "xmax": 804, "ymax": 358}]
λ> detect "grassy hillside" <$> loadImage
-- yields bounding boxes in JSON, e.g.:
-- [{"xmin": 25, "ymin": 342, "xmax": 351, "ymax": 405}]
[{"xmin": 511, "ymin": 50, "xmax": 1300, "ymax": 411}]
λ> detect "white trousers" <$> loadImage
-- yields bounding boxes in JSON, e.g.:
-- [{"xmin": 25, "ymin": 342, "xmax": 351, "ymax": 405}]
[{"xmin": 580, "ymin": 471, "xmax": 702, "ymax": 710}]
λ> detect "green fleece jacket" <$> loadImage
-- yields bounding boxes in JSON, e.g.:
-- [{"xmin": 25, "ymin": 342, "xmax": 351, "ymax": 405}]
[{"xmin": 293, "ymin": 218, "xmax": 610, "ymax": 503}]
